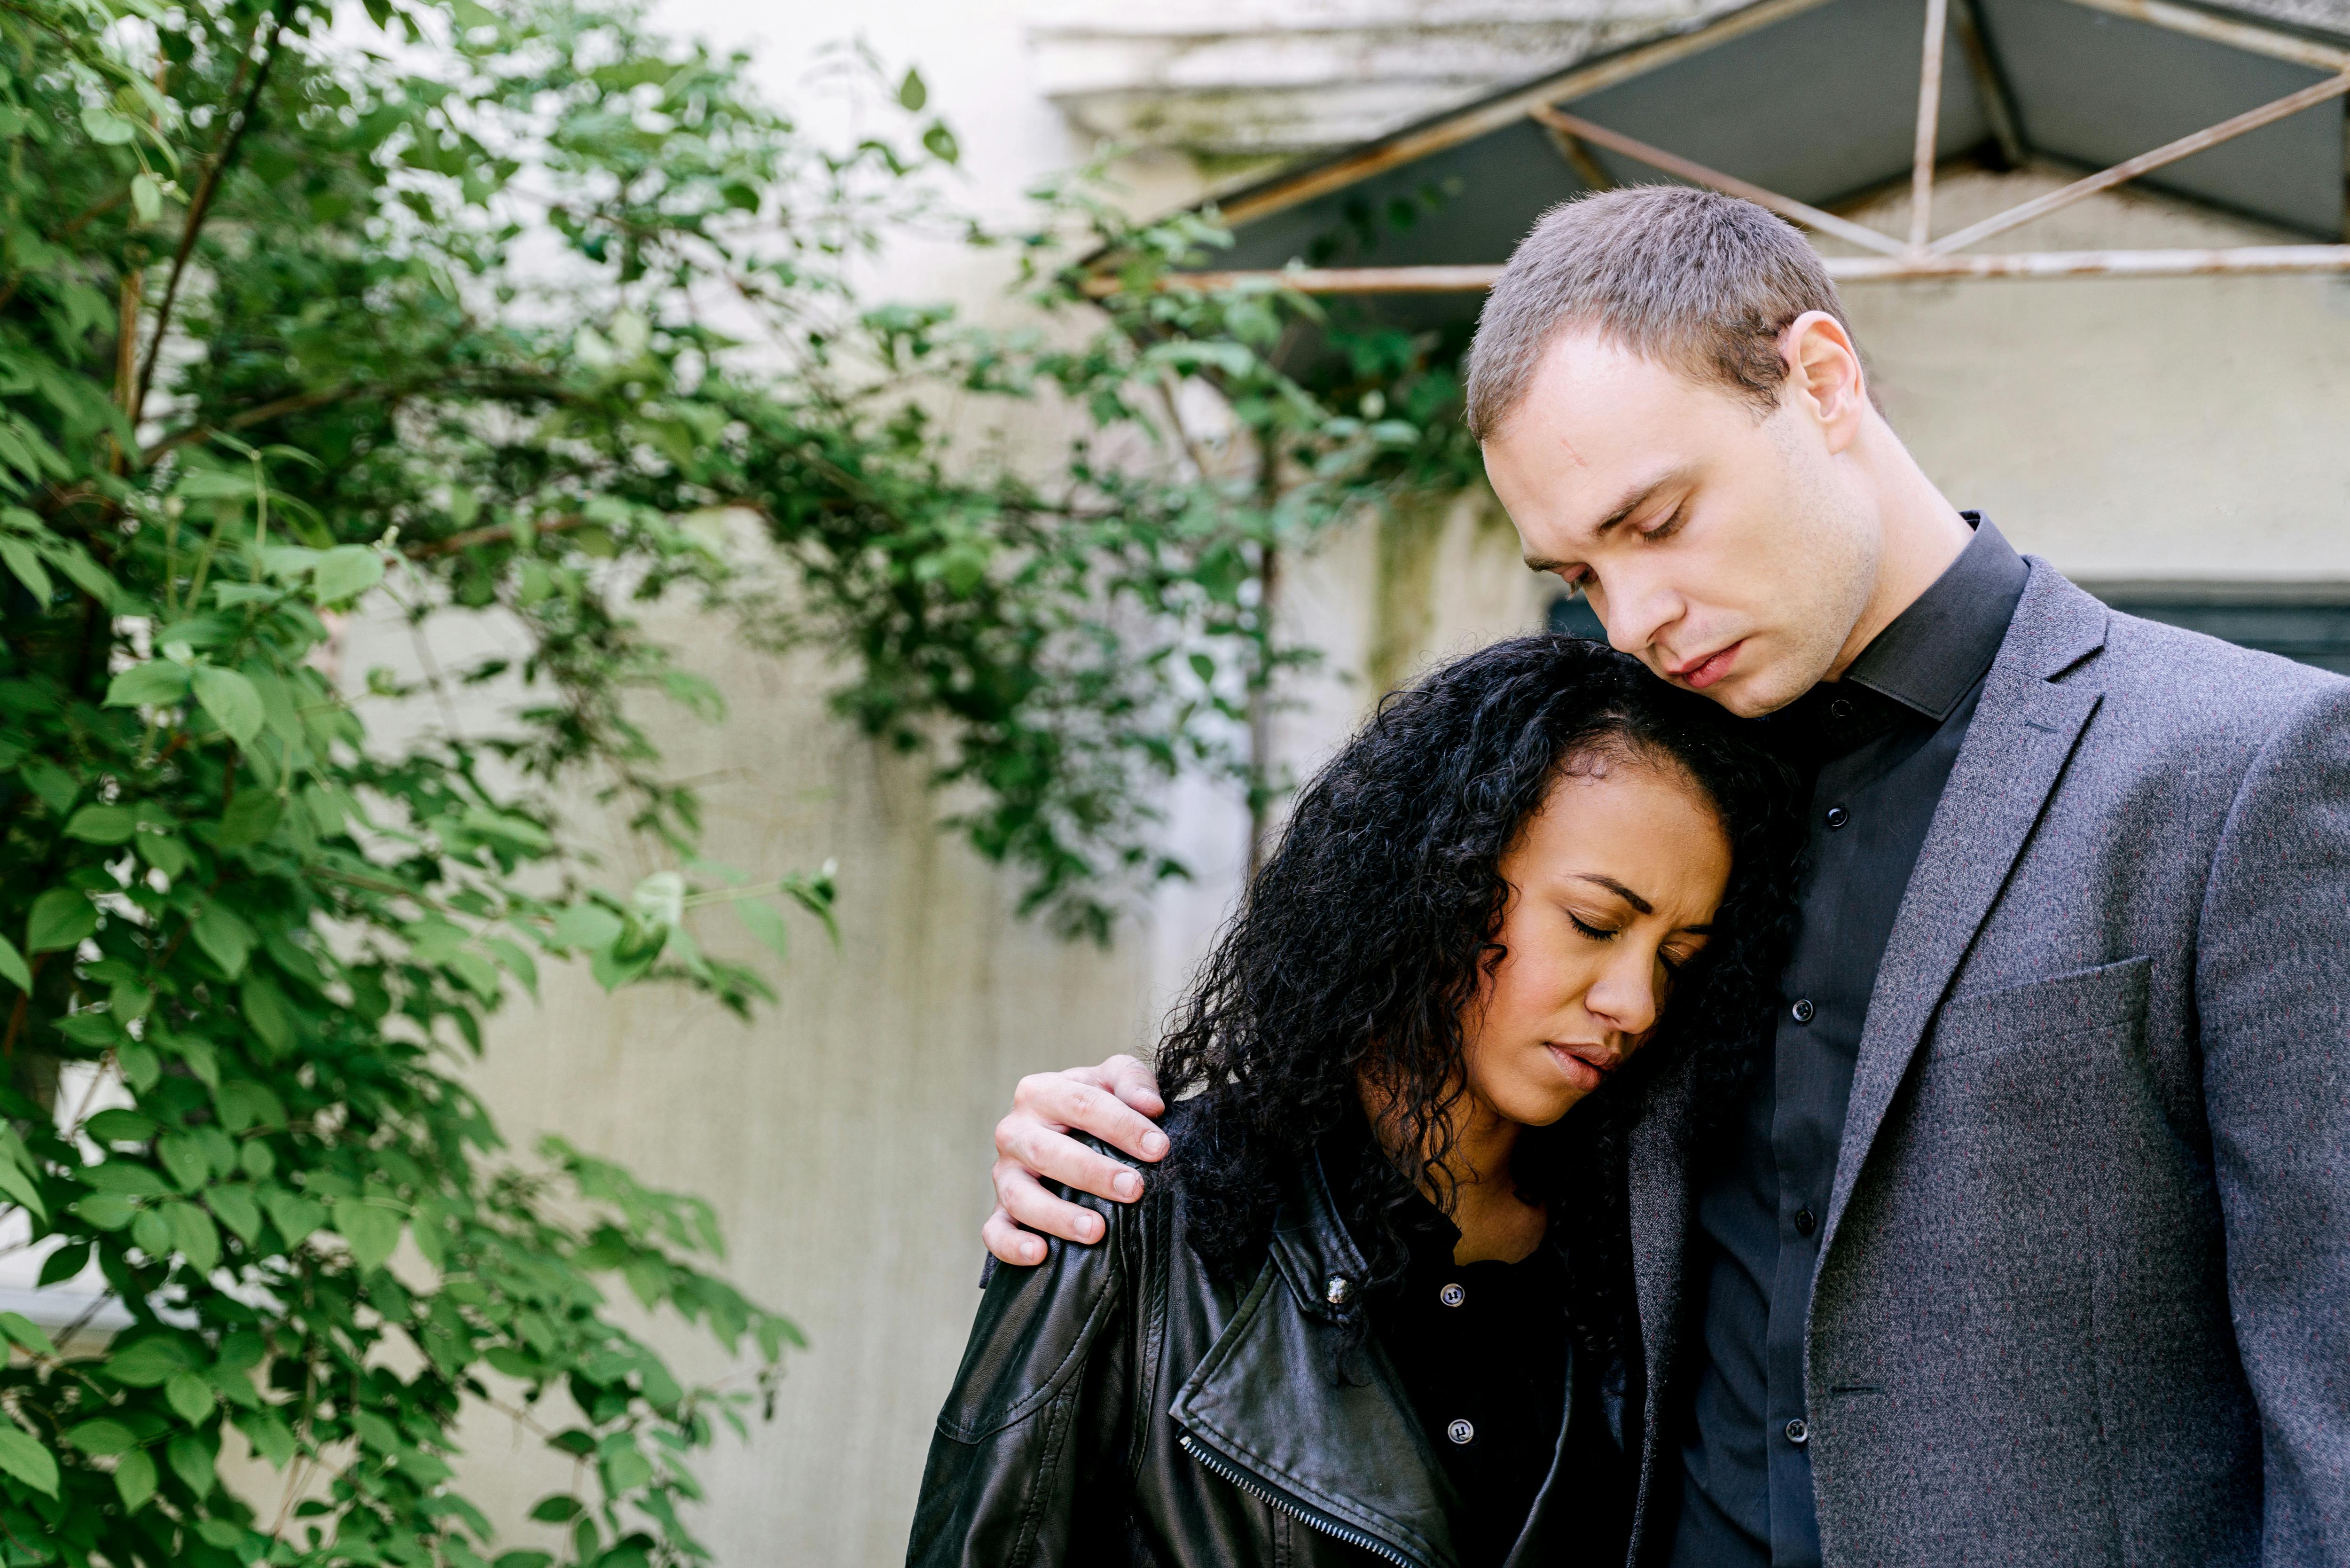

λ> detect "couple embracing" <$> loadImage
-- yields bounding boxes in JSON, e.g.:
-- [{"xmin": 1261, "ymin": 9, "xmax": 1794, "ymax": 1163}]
[{"xmin": 906, "ymin": 189, "xmax": 2350, "ymax": 1568}]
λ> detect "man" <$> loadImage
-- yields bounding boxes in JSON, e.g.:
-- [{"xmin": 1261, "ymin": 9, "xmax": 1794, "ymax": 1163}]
[{"xmin": 972, "ymin": 187, "xmax": 2350, "ymax": 1565}]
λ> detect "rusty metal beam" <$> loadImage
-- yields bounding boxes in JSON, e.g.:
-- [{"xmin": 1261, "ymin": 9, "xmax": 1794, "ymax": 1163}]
[
  {"xmin": 1542, "ymin": 124, "xmax": 1617, "ymax": 191},
  {"xmin": 1094, "ymin": 246, "xmax": 2350, "ymax": 298},
  {"xmin": 1911, "ymin": 0, "xmax": 1952, "ymax": 249},
  {"xmin": 1213, "ymin": 0, "xmax": 1843, "ymax": 228},
  {"xmin": 2056, "ymin": 0, "xmax": 2350, "ymax": 74},
  {"xmin": 1930, "ymin": 70, "xmax": 2350, "ymax": 253},
  {"xmin": 1950, "ymin": 0, "xmax": 2027, "ymax": 169},
  {"xmin": 1529, "ymin": 105, "xmax": 1911, "ymax": 256}
]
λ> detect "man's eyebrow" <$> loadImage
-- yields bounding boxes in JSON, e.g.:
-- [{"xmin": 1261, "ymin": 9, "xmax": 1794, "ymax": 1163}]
[
  {"xmin": 1572, "ymin": 873, "xmax": 1654, "ymax": 915},
  {"xmin": 1520, "ymin": 472, "xmax": 1683, "ymax": 573}
]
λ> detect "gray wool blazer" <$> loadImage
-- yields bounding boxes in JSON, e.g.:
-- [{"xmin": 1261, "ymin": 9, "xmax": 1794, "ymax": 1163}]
[{"xmin": 1625, "ymin": 560, "xmax": 2350, "ymax": 1567}]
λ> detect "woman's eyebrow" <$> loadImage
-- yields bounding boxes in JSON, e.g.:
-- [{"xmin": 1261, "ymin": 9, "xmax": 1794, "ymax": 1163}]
[{"xmin": 1572, "ymin": 873, "xmax": 1653, "ymax": 914}]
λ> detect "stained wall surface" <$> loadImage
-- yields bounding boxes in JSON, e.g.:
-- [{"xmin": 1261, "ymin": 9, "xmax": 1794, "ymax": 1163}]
[{"xmin": 402, "ymin": 6, "xmax": 2350, "ymax": 1566}]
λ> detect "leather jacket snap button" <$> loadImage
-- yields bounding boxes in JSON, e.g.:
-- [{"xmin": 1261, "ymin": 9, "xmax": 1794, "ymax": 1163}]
[{"xmin": 1324, "ymin": 1275, "xmax": 1354, "ymax": 1307}]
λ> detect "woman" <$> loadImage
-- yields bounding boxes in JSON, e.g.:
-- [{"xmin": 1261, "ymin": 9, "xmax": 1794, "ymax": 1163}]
[{"xmin": 908, "ymin": 635, "xmax": 1801, "ymax": 1568}]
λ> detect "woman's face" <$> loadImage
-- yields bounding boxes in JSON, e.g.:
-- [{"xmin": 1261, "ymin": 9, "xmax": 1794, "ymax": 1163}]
[{"xmin": 1461, "ymin": 753, "xmax": 1732, "ymax": 1128}]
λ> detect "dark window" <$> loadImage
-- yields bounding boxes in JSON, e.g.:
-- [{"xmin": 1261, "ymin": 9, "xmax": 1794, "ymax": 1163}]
[
  {"xmin": 1547, "ymin": 595, "xmax": 1606, "ymax": 641},
  {"xmin": 2085, "ymin": 586, "xmax": 2350, "ymax": 675},
  {"xmin": 1546, "ymin": 587, "xmax": 2350, "ymax": 675}
]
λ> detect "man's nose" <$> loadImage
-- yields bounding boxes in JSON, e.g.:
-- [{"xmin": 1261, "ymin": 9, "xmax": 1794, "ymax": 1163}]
[{"xmin": 1593, "ymin": 569, "xmax": 1679, "ymax": 657}]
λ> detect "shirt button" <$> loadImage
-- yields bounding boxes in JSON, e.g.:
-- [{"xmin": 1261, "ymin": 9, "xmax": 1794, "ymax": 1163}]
[
  {"xmin": 1794, "ymin": 1207, "xmax": 1817, "ymax": 1237},
  {"xmin": 1785, "ymin": 1418, "xmax": 1810, "ymax": 1446},
  {"xmin": 1791, "ymin": 998, "xmax": 1816, "ymax": 1024},
  {"xmin": 1829, "ymin": 698, "xmax": 1855, "ymax": 721},
  {"xmin": 1446, "ymin": 1419, "xmax": 1475, "ymax": 1445},
  {"xmin": 1825, "ymin": 806, "xmax": 1849, "ymax": 829},
  {"xmin": 1438, "ymin": 1282, "xmax": 1465, "ymax": 1308}
]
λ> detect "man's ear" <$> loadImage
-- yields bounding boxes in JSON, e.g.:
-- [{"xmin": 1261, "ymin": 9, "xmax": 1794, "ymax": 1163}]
[{"xmin": 1780, "ymin": 311, "xmax": 1868, "ymax": 452}]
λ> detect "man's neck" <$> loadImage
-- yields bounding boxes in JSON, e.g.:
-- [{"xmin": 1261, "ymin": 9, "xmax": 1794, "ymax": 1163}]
[{"xmin": 1824, "ymin": 420, "xmax": 1975, "ymax": 681}]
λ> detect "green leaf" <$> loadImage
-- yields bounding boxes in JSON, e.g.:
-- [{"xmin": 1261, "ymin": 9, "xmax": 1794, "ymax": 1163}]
[
  {"xmin": 190, "ymin": 902, "xmax": 254, "ymax": 977},
  {"xmin": 73, "ymin": 1193, "xmax": 137, "ymax": 1231},
  {"xmin": 64, "ymin": 1419, "xmax": 136, "ymax": 1456},
  {"xmin": 25, "ymin": 888, "xmax": 94, "ymax": 953},
  {"xmin": 130, "ymin": 172, "xmax": 162, "ymax": 225},
  {"xmin": 37, "ymin": 1242, "xmax": 91, "ymax": 1286},
  {"xmin": 104, "ymin": 1335, "xmax": 188, "ymax": 1387},
  {"xmin": 216, "ymin": 1079, "xmax": 285, "ymax": 1132},
  {"xmin": 190, "ymin": 665, "xmax": 263, "ymax": 747},
  {"xmin": 64, "ymin": 803, "xmax": 139, "ymax": 844},
  {"xmin": 734, "ymin": 897, "xmax": 790, "ymax": 961},
  {"xmin": 16, "ymin": 758, "xmax": 77, "ymax": 815},
  {"xmin": 164, "ymin": 1369, "xmax": 214, "ymax": 1425},
  {"xmin": 112, "ymin": 1445, "xmax": 155, "ymax": 1511},
  {"xmin": 80, "ymin": 104, "xmax": 137, "ymax": 144},
  {"xmin": 239, "ymin": 972, "xmax": 295, "ymax": 1055},
  {"xmin": 233, "ymin": 1408, "xmax": 296, "ymax": 1469},
  {"xmin": 86, "ymin": 1108, "xmax": 156, "ymax": 1143},
  {"xmin": 0, "ymin": 1312, "xmax": 58, "ymax": 1359},
  {"xmin": 0, "ymin": 933, "xmax": 28, "ymax": 992},
  {"xmin": 165, "ymin": 1430, "xmax": 214, "ymax": 1497},
  {"xmin": 897, "ymin": 67, "xmax": 926, "ymax": 111},
  {"xmin": 215, "ymin": 790, "xmax": 283, "ymax": 850},
  {"xmin": 0, "ymin": 538, "xmax": 51, "ymax": 601},
  {"xmin": 157, "ymin": 1133, "xmax": 208, "ymax": 1192},
  {"xmin": 0, "ymin": 1426, "xmax": 58, "ymax": 1497},
  {"xmin": 332, "ymin": 1197, "xmax": 403, "ymax": 1272},
  {"xmin": 311, "ymin": 544, "xmax": 384, "ymax": 603},
  {"xmin": 528, "ymin": 1495, "xmax": 581, "ymax": 1523},
  {"xmin": 552, "ymin": 902, "xmax": 624, "ymax": 951},
  {"xmin": 262, "ymin": 1191, "xmax": 324, "ymax": 1244},
  {"xmin": 165, "ymin": 1201, "xmax": 221, "ymax": 1273},
  {"xmin": 207, "ymin": 1185, "xmax": 260, "ymax": 1245}
]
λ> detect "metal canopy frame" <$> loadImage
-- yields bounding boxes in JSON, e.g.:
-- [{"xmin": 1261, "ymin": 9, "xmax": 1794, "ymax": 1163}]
[{"xmin": 1112, "ymin": 0, "xmax": 2350, "ymax": 290}]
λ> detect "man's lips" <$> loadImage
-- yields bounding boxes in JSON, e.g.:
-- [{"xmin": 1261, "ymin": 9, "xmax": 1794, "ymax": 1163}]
[{"xmin": 1665, "ymin": 640, "xmax": 1743, "ymax": 691}]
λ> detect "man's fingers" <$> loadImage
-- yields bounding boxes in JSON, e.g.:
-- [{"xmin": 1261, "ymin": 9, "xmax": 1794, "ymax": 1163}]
[
  {"xmin": 995, "ymin": 1111, "xmax": 1147, "ymax": 1202},
  {"xmin": 993, "ymin": 1160, "xmax": 1110, "ymax": 1245},
  {"xmin": 981, "ymin": 1206, "xmax": 1048, "ymax": 1267},
  {"xmin": 1008, "ymin": 1073, "xmax": 1168, "ymax": 1164},
  {"xmin": 1098, "ymin": 1053, "xmax": 1168, "ymax": 1118}
]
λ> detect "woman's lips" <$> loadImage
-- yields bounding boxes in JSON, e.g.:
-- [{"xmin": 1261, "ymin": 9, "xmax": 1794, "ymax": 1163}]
[
  {"xmin": 1677, "ymin": 640, "xmax": 1743, "ymax": 691},
  {"xmin": 1545, "ymin": 1042, "xmax": 1618, "ymax": 1090}
]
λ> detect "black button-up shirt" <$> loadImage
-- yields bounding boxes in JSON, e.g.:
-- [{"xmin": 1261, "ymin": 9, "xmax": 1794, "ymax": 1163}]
[{"xmin": 1668, "ymin": 517, "xmax": 2030, "ymax": 1568}]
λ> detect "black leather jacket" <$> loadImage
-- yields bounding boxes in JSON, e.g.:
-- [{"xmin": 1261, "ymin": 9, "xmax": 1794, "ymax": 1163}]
[{"xmin": 907, "ymin": 1118, "xmax": 1624, "ymax": 1568}]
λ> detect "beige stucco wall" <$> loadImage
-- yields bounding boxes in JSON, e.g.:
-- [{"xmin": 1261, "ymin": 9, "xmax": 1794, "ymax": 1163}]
[{"xmin": 397, "ymin": 9, "xmax": 2350, "ymax": 1568}]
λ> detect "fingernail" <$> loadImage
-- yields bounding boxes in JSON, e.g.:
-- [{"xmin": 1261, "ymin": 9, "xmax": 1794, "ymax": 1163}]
[
  {"xmin": 1084, "ymin": 1216, "xmax": 1103, "ymax": 1241},
  {"xmin": 1114, "ymin": 1171, "xmax": 1143, "ymax": 1200},
  {"xmin": 1023, "ymin": 1241, "xmax": 1043, "ymax": 1262},
  {"xmin": 1141, "ymin": 1131, "xmax": 1168, "ymax": 1158}
]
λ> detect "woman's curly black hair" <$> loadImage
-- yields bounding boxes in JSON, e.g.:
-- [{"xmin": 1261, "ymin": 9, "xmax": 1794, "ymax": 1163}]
[{"xmin": 1159, "ymin": 634, "xmax": 1803, "ymax": 1366}]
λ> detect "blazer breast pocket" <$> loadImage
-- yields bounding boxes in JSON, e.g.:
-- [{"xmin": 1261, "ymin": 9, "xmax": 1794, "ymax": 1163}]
[{"xmin": 1927, "ymin": 955, "xmax": 2152, "ymax": 1064}]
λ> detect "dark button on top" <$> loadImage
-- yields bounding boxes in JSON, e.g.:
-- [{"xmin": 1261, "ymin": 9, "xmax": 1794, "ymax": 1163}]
[
  {"xmin": 1794, "ymin": 1207, "xmax": 1817, "ymax": 1237},
  {"xmin": 1828, "ymin": 698, "xmax": 1855, "ymax": 721},
  {"xmin": 1790, "ymin": 998, "xmax": 1817, "ymax": 1024},
  {"xmin": 1785, "ymin": 1418, "xmax": 1810, "ymax": 1446},
  {"xmin": 1825, "ymin": 806, "xmax": 1849, "ymax": 830}
]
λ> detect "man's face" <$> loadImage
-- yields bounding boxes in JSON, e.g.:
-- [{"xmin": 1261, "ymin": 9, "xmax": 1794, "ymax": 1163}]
[{"xmin": 1481, "ymin": 327, "xmax": 1880, "ymax": 718}]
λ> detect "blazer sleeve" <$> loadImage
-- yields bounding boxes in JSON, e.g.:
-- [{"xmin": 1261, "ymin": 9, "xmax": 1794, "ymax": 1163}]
[
  {"xmin": 905, "ymin": 1181, "xmax": 1141, "ymax": 1568},
  {"xmin": 2195, "ymin": 681, "xmax": 2350, "ymax": 1562}
]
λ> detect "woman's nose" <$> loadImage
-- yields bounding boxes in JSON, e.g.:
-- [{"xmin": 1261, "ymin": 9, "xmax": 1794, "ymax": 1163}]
[{"xmin": 1583, "ymin": 958, "xmax": 1661, "ymax": 1039}]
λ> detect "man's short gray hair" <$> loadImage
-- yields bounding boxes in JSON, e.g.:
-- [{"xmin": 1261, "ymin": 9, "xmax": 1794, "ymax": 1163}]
[{"xmin": 1462, "ymin": 186, "xmax": 1859, "ymax": 440}]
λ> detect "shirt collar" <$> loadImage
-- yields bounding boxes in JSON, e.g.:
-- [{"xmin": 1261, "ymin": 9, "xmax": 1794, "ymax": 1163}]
[{"xmin": 1841, "ymin": 513, "xmax": 2029, "ymax": 722}]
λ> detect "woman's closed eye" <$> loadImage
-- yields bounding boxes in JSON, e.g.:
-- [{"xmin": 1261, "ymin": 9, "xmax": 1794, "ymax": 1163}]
[{"xmin": 1566, "ymin": 910, "xmax": 1620, "ymax": 942}]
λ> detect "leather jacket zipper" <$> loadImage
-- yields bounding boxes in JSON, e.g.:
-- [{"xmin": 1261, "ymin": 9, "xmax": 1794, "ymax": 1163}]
[{"xmin": 1178, "ymin": 1432, "xmax": 1427, "ymax": 1568}]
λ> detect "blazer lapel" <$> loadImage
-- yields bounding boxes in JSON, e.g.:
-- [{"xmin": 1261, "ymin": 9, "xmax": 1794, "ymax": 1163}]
[
  {"xmin": 1624, "ymin": 1045, "xmax": 1701, "ymax": 1545},
  {"xmin": 1818, "ymin": 564, "xmax": 2109, "ymax": 1254}
]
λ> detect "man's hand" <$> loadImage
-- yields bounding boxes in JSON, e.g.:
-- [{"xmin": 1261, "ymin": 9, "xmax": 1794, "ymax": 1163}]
[{"xmin": 982, "ymin": 1054, "xmax": 1168, "ymax": 1265}]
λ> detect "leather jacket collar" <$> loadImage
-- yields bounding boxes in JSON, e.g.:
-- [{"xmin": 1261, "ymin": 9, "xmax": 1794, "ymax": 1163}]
[{"xmin": 1170, "ymin": 1145, "xmax": 1470, "ymax": 1568}]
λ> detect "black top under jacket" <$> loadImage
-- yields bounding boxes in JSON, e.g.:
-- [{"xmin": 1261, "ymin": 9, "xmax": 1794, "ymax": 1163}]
[{"xmin": 1666, "ymin": 516, "xmax": 2030, "ymax": 1568}]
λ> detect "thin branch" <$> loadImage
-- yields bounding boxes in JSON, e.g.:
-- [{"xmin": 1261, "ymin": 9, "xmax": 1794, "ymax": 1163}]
[{"xmin": 131, "ymin": 7, "xmax": 290, "ymax": 428}]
